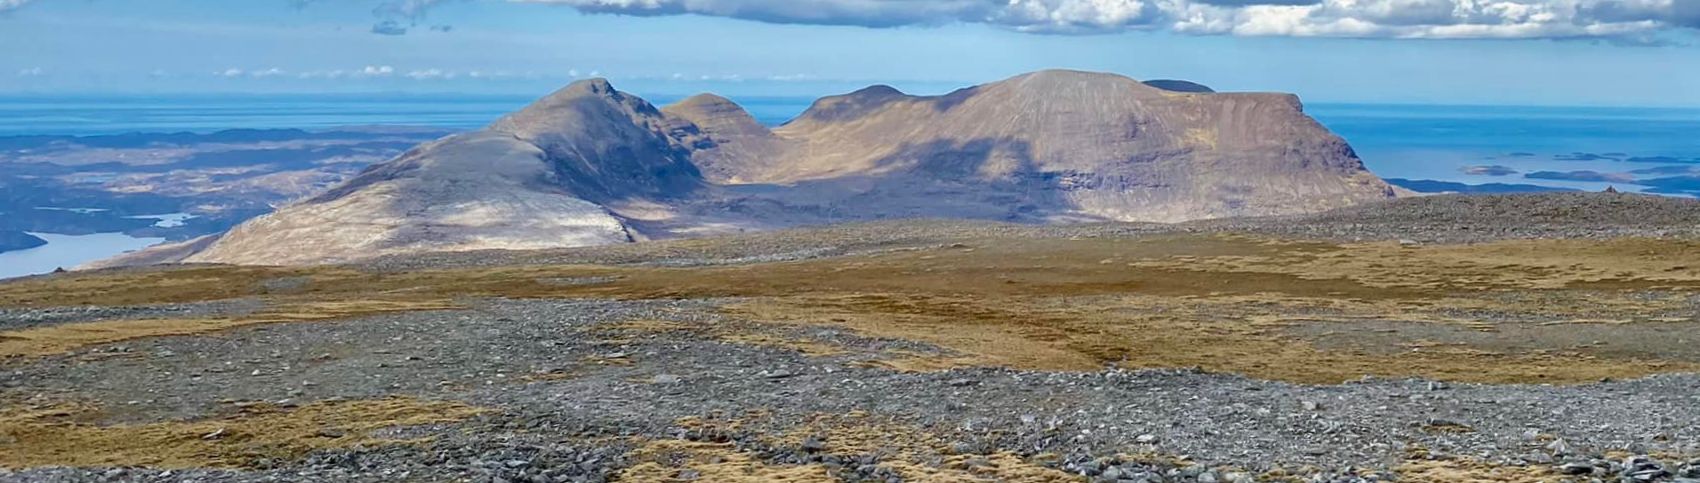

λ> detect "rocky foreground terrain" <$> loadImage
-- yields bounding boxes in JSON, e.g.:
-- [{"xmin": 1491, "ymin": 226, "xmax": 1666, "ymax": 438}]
[{"xmin": 5, "ymin": 193, "xmax": 1700, "ymax": 482}]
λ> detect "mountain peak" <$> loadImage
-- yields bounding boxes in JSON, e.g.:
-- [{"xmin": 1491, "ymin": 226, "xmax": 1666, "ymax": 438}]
[
  {"xmin": 789, "ymin": 84, "xmax": 914, "ymax": 125},
  {"xmin": 992, "ymin": 69, "xmax": 1150, "ymax": 92},
  {"xmin": 847, "ymin": 84, "xmax": 906, "ymax": 98},
  {"xmin": 509, "ymin": 78, "xmax": 624, "ymax": 115},
  {"xmin": 673, "ymin": 93, "xmax": 740, "ymax": 109},
  {"xmin": 561, "ymin": 77, "xmax": 616, "ymax": 96},
  {"xmin": 1019, "ymin": 68, "xmax": 1123, "ymax": 79},
  {"xmin": 120, "ymin": 69, "xmax": 1399, "ymax": 267}
]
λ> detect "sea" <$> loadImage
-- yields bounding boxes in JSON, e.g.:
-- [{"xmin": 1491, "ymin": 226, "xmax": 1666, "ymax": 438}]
[{"xmin": 1, "ymin": 93, "xmax": 1697, "ymax": 278}]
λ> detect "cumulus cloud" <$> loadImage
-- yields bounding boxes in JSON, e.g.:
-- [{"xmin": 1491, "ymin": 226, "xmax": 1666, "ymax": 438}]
[
  {"xmin": 292, "ymin": 0, "xmax": 460, "ymax": 35},
  {"xmin": 250, "ymin": 67, "xmax": 288, "ymax": 78},
  {"xmin": 520, "ymin": 0, "xmax": 1167, "ymax": 32},
  {"xmin": 503, "ymin": 0, "xmax": 1697, "ymax": 39},
  {"xmin": 405, "ymin": 68, "xmax": 456, "ymax": 79},
  {"xmin": 373, "ymin": 0, "xmax": 454, "ymax": 19},
  {"xmin": 290, "ymin": 66, "xmax": 398, "ymax": 79},
  {"xmin": 1193, "ymin": 0, "xmax": 1319, "ymax": 5},
  {"xmin": 298, "ymin": 70, "xmax": 346, "ymax": 79},
  {"xmin": 0, "ymin": 0, "xmax": 30, "ymax": 12},
  {"xmin": 215, "ymin": 68, "xmax": 292, "ymax": 78},
  {"xmin": 1676, "ymin": 0, "xmax": 1700, "ymax": 26},
  {"xmin": 369, "ymin": 0, "xmax": 462, "ymax": 35}
]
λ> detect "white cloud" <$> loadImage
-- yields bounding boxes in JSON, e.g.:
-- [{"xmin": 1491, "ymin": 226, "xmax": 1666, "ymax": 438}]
[
  {"xmin": 249, "ymin": 67, "xmax": 288, "ymax": 78},
  {"xmin": 375, "ymin": 0, "xmax": 454, "ymax": 19},
  {"xmin": 292, "ymin": 65, "xmax": 542, "ymax": 81},
  {"xmin": 504, "ymin": 0, "xmax": 1699, "ymax": 39},
  {"xmin": 0, "ymin": 0, "xmax": 29, "ymax": 12},
  {"xmin": 406, "ymin": 68, "xmax": 457, "ymax": 79},
  {"xmin": 293, "ymin": 0, "xmax": 464, "ymax": 35},
  {"xmin": 298, "ymin": 69, "xmax": 347, "ymax": 79},
  {"xmin": 286, "ymin": 66, "xmax": 417, "ymax": 80},
  {"xmin": 465, "ymin": 70, "xmax": 530, "ymax": 79},
  {"xmin": 1198, "ymin": 0, "xmax": 1680, "ymax": 39},
  {"xmin": 16, "ymin": 67, "xmax": 42, "ymax": 77},
  {"xmin": 359, "ymin": 65, "xmax": 396, "ymax": 77},
  {"xmin": 218, "ymin": 68, "xmax": 246, "ymax": 78}
]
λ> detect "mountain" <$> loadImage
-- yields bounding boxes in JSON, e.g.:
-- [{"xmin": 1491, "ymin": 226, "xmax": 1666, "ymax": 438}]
[{"xmin": 99, "ymin": 69, "xmax": 1400, "ymax": 267}]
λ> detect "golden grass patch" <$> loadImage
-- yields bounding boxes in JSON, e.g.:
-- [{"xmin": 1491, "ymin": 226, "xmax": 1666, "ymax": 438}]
[
  {"xmin": 1132, "ymin": 238, "xmax": 1700, "ymax": 291},
  {"xmin": 620, "ymin": 440, "xmax": 835, "ymax": 482},
  {"xmin": 631, "ymin": 412, "xmax": 1081, "ymax": 483},
  {"xmin": 0, "ymin": 398, "xmax": 484, "ymax": 469},
  {"xmin": 727, "ymin": 293, "xmax": 1700, "ymax": 384},
  {"xmin": 5, "ymin": 234, "xmax": 1699, "ymax": 384},
  {"xmin": 1396, "ymin": 456, "xmax": 1555, "ymax": 483},
  {"xmin": 0, "ymin": 299, "xmax": 461, "ymax": 358}
]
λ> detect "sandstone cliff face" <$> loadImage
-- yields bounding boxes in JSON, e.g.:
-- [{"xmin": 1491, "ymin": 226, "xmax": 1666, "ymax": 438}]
[
  {"xmin": 104, "ymin": 69, "xmax": 1399, "ymax": 266},
  {"xmin": 707, "ymin": 70, "xmax": 1395, "ymax": 223}
]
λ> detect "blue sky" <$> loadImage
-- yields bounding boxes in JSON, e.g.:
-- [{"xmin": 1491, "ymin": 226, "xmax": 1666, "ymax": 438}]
[{"xmin": 1, "ymin": 0, "xmax": 1697, "ymax": 107}]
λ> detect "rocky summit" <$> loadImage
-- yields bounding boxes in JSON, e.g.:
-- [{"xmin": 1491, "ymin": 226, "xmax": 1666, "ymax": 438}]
[{"xmin": 100, "ymin": 69, "xmax": 1398, "ymax": 267}]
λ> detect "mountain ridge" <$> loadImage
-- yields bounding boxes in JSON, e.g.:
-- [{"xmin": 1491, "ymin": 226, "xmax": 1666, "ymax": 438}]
[{"xmin": 94, "ymin": 69, "xmax": 1401, "ymax": 267}]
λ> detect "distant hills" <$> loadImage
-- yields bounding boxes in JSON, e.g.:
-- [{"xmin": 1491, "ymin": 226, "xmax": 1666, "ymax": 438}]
[
  {"xmin": 1386, "ymin": 178, "xmax": 1576, "ymax": 194},
  {"xmin": 1141, "ymin": 79, "xmax": 1216, "ymax": 93},
  {"xmin": 100, "ymin": 70, "xmax": 1400, "ymax": 267}
]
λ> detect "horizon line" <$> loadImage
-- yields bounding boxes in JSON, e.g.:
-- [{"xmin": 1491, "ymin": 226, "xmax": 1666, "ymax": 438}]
[{"xmin": 2, "ymin": 90, "xmax": 1698, "ymax": 111}]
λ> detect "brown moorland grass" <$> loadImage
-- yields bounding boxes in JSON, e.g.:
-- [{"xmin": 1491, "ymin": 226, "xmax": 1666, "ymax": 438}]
[
  {"xmin": 2, "ymin": 234, "xmax": 1697, "ymax": 383},
  {"xmin": 1394, "ymin": 448, "xmax": 1558, "ymax": 483},
  {"xmin": 0, "ymin": 398, "xmax": 483, "ymax": 469},
  {"xmin": 728, "ymin": 294, "xmax": 1699, "ymax": 384},
  {"xmin": 0, "ymin": 299, "xmax": 461, "ymax": 358},
  {"xmin": 621, "ymin": 412, "xmax": 1081, "ymax": 483}
]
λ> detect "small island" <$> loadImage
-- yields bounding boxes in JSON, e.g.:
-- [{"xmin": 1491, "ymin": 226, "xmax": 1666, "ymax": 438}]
[{"xmin": 0, "ymin": 230, "xmax": 47, "ymax": 254}]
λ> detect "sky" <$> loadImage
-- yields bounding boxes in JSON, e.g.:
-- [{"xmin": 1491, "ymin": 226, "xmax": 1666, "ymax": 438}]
[{"xmin": 1, "ymin": 0, "xmax": 1698, "ymax": 106}]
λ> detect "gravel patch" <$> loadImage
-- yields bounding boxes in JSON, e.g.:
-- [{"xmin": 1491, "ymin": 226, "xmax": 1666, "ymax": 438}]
[
  {"xmin": 0, "ymin": 299, "xmax": 264, "ymax": 332},
  {"xmin": 1190, "ymin": 192, "xmax": 1700, "ymax": 243},
  {"xmin": 6, "ymin": 298, "xmax": 1699, "ymax": 482}
]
